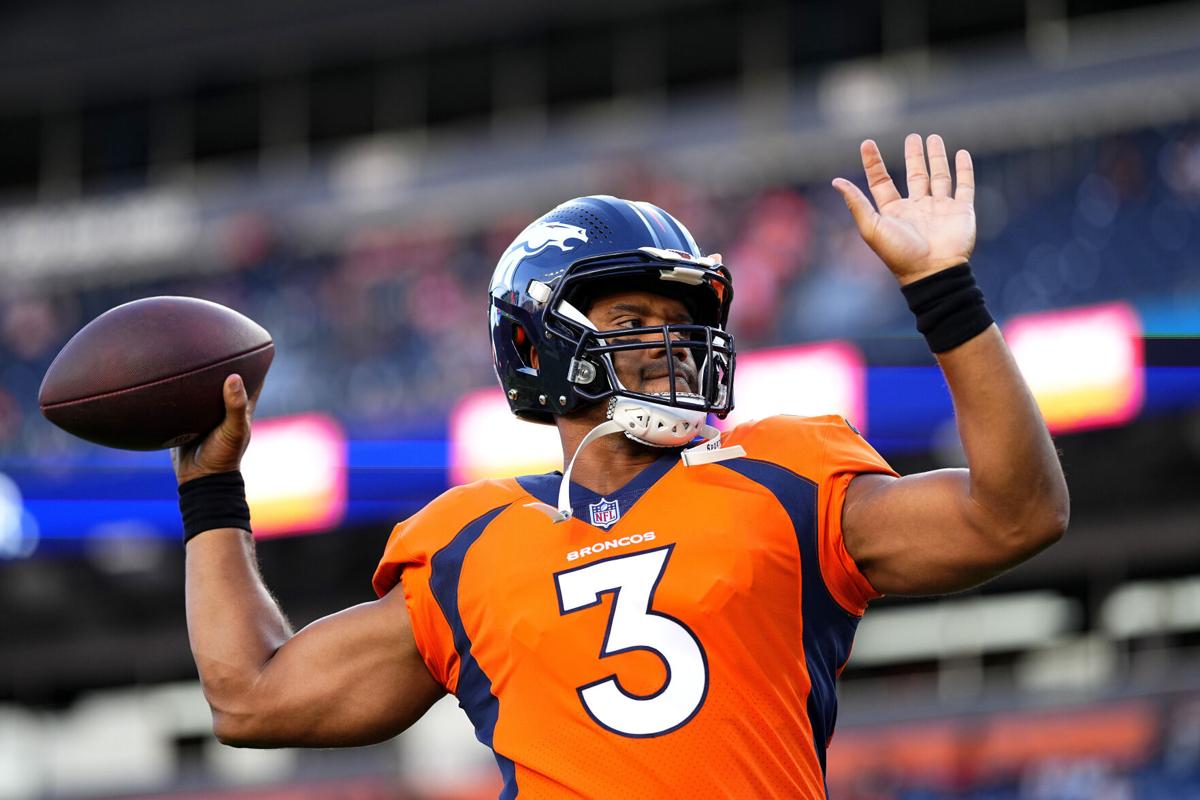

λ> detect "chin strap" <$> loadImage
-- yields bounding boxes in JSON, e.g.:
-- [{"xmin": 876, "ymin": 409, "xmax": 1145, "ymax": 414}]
[
  {"xmin": 524, "ymin": 419, "xmax": 624, "ymax": 523},
  {"xmin": 524, "ymin": 417, "xmax": 746, "ymax": 523}
]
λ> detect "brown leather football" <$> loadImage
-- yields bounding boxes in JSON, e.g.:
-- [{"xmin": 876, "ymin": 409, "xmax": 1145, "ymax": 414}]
[{"xmin": 38, "ymin": 296, "xmax": 274, "ymax": 450}]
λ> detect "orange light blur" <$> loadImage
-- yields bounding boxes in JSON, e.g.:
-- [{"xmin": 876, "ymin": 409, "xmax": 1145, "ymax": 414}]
[
  {"xmin": 449, "ymin": 389, "xmax": 562, "ymax": 484},
  {"xmin": 1005, "ymin": 302, "xmax": 1144, "ymax": 434},
  {"xmin": 241, "ymin": 414, "xmax": 347, "ymax": 538},
  {"xmin": 718, "ymin": 341, "xmax": 867, "ymax": 433}
]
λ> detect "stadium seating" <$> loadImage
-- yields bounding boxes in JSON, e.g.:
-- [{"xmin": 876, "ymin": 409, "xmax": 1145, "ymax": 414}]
[{"xmin": 2, "ymin": 123, "xmax": 1197, "ymax": 462}]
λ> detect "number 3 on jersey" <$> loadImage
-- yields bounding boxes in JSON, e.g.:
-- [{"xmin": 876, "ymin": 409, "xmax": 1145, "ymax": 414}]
[{"xmin": 554, "ymin": 544, "xmax": 709, "ymax": 737}]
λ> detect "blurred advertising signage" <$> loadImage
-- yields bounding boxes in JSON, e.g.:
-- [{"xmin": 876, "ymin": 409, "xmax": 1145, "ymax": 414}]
[
  {"xmin": 241, "ymin": 414, "xmax": 347, "ymax": 538},
  {"xmin": 1006, "ymin": 302, "xmax": 1144, "ymax": 434},
  {"xmin": 0, "ymin": 190, "xmax": 198, "ymax": 281},
  {"xmin": 719, "ymin": 341, "xmax": 867, "ymax": 433},
  {"xmin": 450, "ymin": 388, "xmax": 562, "ymax": 484}
]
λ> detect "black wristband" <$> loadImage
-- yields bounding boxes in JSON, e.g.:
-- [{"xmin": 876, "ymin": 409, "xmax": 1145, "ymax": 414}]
[
  {"xmin": 179, "ymin": 471, "xmax": 251, "ymax": 544},
  {"xmin": 901, "ymin": 263, "xmax": 995, "ymax": 353}
]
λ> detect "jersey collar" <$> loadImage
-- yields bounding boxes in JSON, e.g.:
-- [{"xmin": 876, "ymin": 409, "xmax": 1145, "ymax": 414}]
[{"xmin": 515, "ymin": 447, "xmax": 681, "ymax": 526}]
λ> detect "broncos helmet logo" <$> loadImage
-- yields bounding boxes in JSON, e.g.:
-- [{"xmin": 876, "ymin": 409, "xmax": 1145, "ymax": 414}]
[{"xmin": 495, "ymin": 222, "xmax": 588, "ymax": 289}]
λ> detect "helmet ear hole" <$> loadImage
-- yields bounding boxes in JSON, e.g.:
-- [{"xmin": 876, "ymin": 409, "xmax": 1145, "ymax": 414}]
[{"xmin": 512, "ymin": 324, "xmax": 537, "ymax": 371}]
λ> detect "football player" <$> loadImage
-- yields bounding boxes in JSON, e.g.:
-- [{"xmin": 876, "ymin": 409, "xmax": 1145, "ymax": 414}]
[{"xmin": 174, "ymin": 134, "xmax": 1068, "ymax": 798}]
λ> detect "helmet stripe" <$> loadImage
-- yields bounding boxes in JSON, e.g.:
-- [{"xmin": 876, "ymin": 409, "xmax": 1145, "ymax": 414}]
[
  {"xmin": 625, "ymin": 200, "xmax": 664, "ymax": 248},
  {"xmin": 670, "ymin": 215, "xmax": 701, "ymax": 256},
  {"xmin": 638, "ymin": 201, "xmax": 701, "ymax": 256}
]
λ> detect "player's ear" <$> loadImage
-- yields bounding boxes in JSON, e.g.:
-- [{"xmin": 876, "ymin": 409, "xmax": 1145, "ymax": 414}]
[{"xmin": 530, "ymin": 346, "xmax": 539, "ymax": 370}]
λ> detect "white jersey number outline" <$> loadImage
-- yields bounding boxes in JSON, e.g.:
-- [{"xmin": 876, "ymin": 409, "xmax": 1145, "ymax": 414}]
[{"xmin": 553, "ymin": 544, "xmax": 709, "ymax": 737}]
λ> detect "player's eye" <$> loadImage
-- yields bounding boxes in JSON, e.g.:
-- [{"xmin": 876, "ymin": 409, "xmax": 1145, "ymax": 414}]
[{"xmin": 614, "ymin": 317, "xmax": 642, "ymax": 329}]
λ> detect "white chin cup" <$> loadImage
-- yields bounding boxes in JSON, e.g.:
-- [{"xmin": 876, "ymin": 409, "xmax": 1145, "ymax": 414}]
[
  {"xmin": 607, "ymin": 394, "xmax": 709, "ymax": 447},
  {"xmin": 523, "ymin": 393, "xmax": 739, "ymax": 524}
]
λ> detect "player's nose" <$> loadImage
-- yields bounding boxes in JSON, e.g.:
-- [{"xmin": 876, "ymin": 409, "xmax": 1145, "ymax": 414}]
[{"xmin": 644, "ymin": 327, "xmax": 693, "ymax": 363}]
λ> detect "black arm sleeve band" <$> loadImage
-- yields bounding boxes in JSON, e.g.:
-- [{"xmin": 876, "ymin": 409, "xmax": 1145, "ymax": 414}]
[
  {"xmin": 179, "ymin": 470, "xmax": 252, "ymax": 543},
  {"xmin": 900, "ymin": 263, "xmax": 995, "ymax": 354}
]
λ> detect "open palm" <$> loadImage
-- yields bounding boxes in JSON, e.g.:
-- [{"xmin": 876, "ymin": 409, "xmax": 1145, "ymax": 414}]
[{"xmin": 833, "ymin": 133, "xmax": 976, "ymax": 286}]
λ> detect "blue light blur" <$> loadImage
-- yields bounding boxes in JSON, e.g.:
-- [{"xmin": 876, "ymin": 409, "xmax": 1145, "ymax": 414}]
[{"xmin": 4, "ymin": 365, "xmax": 1198, "ymax": 551}]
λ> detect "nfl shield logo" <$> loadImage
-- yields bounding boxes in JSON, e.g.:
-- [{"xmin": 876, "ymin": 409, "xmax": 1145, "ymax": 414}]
[{"xmin": 589, "ymin": 498, "xmax": 621, "ymax": 528}]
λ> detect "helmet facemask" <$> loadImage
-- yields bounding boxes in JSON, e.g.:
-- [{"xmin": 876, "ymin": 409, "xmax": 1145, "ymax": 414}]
[
  {"xmin": 565, "ymin": 318, "xmax": 733, "ymax": 447},
  {"xmin": 539, "ymin": 249, "xmax": 736, "ymax": 439}
]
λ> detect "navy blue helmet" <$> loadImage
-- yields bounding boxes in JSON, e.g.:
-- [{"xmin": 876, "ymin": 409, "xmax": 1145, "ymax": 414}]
[{"xmin": 489, "ymin": 195, "xmax": 735, "ymax": 426}]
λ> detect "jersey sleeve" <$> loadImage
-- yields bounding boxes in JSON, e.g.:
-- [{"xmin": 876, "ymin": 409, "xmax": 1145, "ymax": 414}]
[
  {"xmin": 372, "ymin": 480, "xmax": 519, "ymax": 693},
  {"xmin": 727, "ymin": 414, "xmax": 899, "ymax": 615},
  {"xmin": 373, "ymin": 514, "xmax": 461, "ymax": 692},
  {"xmin": 814, "ymin": 416, "xmax": 898, "ymax": 614}
]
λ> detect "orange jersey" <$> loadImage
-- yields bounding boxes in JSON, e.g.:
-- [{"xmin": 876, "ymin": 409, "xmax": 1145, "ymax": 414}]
[{"xmin": 373, "ymin": 414, "xmax": 897, "ymax": 799}]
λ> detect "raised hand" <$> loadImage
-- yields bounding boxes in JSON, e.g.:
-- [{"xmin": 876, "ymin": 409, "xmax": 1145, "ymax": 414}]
[{"xmin": 832, "ymin": 133, "xmax": 977, "ymax": 286}]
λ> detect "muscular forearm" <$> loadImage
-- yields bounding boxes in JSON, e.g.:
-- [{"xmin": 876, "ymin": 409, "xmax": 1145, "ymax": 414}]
[
  {"xmin": 184, "ymin": 529, "xmax": 445, "ymax": 748},
  {"xmin": 937, "ymin": 325, "xmax": 1069, "ymax": 542},
  {"xmin": 185, "ymin": 529, "xmax": 293, "ymax": 735},
  {"xmin": 175, "ymin": 377, "xmax": 443, "ymax": 747}
]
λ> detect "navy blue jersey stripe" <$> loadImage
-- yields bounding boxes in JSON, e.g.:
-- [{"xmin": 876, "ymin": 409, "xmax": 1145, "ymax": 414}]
[
  {"xmin": 715, "ymin": 458, "xmax": 860, "ymax": 794},
  {"xmin": 429, "ymin": 504, "xmax": 518, "ymax": 799},
  {"xmin": 516, "ymin": 447, "xmax": 680, "ymax": 524}
]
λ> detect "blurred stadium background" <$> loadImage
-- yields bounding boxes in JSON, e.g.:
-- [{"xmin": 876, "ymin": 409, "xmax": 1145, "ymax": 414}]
[{"xmin": 1, "ymin": 0, "xmax": 1199, "ymax": 797}]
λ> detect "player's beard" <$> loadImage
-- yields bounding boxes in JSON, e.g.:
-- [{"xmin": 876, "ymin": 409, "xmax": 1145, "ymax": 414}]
[
  {"xmin": 636, "ymin": 357, "xmax": 699, "ymax": 397},
  {"xmin": 557, "ymin": 355, "xmax": 700, "ymax": 454}
]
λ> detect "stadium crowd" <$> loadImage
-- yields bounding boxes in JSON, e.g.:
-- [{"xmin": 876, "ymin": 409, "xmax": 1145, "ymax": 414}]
[{"xmin": 1, "ymin": 122, "xmax": 1197, "ymax": 460}]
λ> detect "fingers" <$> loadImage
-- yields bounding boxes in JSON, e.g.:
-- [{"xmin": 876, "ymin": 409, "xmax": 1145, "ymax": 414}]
[
  {"xmin": 859, "ymin": 140, "xmax": 901, "ymax": 209},
  {"xmin": 222, "ymin": 374, "xmax": 251, "ymax": 438},
  {"xmin": 904, "ymin": 133, "xmax": 929, "ymax": 198},
  {"xmin": 954, "ymin": 148, "xmax": 975, "ymax": 205},
  {"xmin": 831, "ymin": 178, "xmax": 880, "ymax": 240},
  {"xmin": 927, "ymin": 134, "xmax": 952, "ymax": 198}
]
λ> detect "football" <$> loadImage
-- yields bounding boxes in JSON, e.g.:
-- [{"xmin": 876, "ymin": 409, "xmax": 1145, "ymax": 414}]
[{"xmin": 38, "ymin": 296, "xmax": 274, "ymax": 451}]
